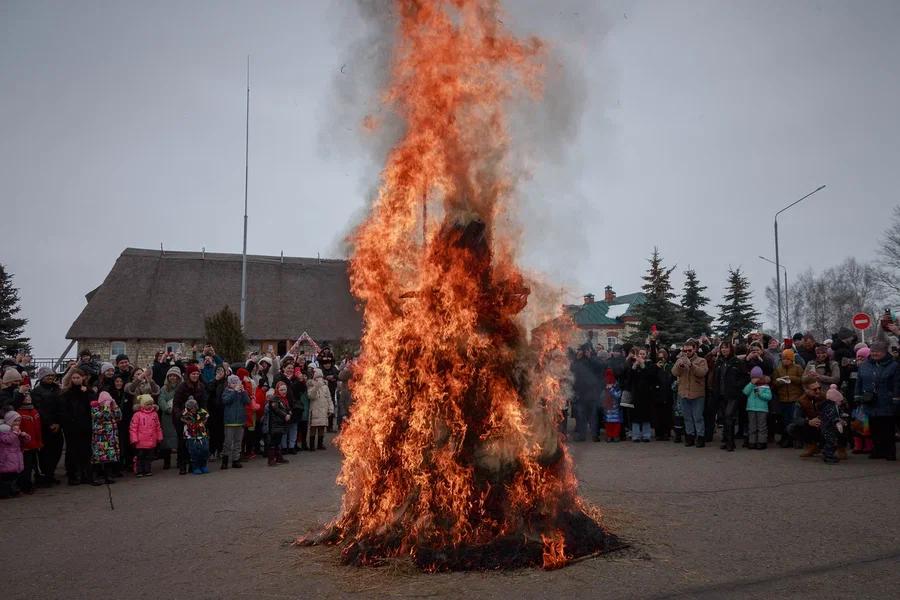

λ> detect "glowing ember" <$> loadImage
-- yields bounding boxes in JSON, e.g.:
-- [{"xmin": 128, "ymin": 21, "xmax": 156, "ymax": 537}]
[{"xmin": 300, "ymin": 0, "xmax": 615, "ymax": 570}]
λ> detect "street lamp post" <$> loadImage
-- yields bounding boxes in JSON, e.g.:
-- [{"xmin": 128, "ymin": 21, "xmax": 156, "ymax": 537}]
[
  {"xmin": 759, "ymin": 256, "xmax": 789, "ymax": 337},
  {"xmin": 774, "ymin": 185, "xmax": 826, "ymax": 341}
]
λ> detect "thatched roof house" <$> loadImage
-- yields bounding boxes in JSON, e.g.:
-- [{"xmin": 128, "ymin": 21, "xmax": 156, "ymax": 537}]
[{"xmin": 67, "ymin": 248, "xmax": 362, "ymax": 363}]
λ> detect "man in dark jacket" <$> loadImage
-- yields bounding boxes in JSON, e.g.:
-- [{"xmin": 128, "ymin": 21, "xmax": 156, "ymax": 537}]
[
  {"xmin": 713, "ymin": 343, "xmax": 749, "ymax": 451},
  {"xmin": 62, "ymin": 369, "xmax": 96, "ymax": 485},
  {"xmin": 30, "ymin": 367, "xmax": 64, "ymax": 485}
]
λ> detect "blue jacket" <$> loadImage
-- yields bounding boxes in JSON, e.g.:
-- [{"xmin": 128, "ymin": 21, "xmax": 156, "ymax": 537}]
[
  {"xmin": 742, "ymin": 382, "xmax": 772, "ymax": 413},
  {"xmin": 200, "ymin": 355, "xmax": 224, "ymax": 384},
  {"xmin": 221, "ymin": 388, "xmax": 250, "ymax": 426},
  {"xmin": 855, "ymin": 357, "xmax": 900, "ymax": 417}
]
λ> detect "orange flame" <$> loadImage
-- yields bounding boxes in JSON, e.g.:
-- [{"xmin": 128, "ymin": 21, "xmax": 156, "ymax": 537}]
[{"xmin": 309, "ymin": 0, "xmax": 605, "ymax": 569}]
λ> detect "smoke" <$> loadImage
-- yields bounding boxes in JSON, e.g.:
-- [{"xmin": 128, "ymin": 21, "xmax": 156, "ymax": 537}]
[{"xmin": 322, "ymin": 1, "xmax": 620, "ymax": 279}]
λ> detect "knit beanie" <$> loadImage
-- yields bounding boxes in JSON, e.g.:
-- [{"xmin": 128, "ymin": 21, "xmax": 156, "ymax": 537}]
[
  {"xmin": 227, "ymin": 374, "xmax": 240, "ymax": 386},
  {"xmin": 781, "ymin": 349, "xmax": 795, "ymax": 361},
  {"xmin": 236, "ymin": 367, "xmax": 250, "ymax": 379},
  {"xmin": 2, "ymin": 368, "xmax": 23, "ymax": 385},
  {"xmin": 856, "ymin": 347, "xmax": 871, "ymax": 360},
  {"xmin": 36, "ymin": 366, "xmax": 53, "ymax": 382},
  {"xmin": 750, "ymin": 366, "xmax": 764, "ymax": 379},
  {"xmin": 138, "ymin": 394, "xmax": 154, "ymax": 408},
  {"xmin": 869, "ymin": 340, "xmax": 889, "ymax": 354},
  {"xmin": 4, "ymin": 410, "xmax": 21, "ymax": 427},
  {"xmin": 98, "ymin": 391, "xmax": 114, "ymax": 406},
  {"xmin": 166, "ymin": 366, "xmax": 182, "ymax": 379},
  {"xmin": 100, "ymin": 362, "xmax": 114, "ymax": 374},
  {"xmin": 825, "ymin": 384, "xmax": 843, "ymax": 404},
  {"xmin": 185, "ymin": 397, "xmax": 199, "ymax": 411},
  {"xmin": 853, "ymin": 342, "xmax": 867, "ymax": 352},
  {"xmin": 115, "ymin": 354, "xmax": 129, "ymax": 363},
  {"xmin": 184, "ymin": 364, "xmax": 200, "ymax": 375}
]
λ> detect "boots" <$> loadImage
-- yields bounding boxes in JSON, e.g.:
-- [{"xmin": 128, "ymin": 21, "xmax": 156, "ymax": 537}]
[
  {"xmin": 799, "ymin": 443, "xmax": 819, "ymax": 458},
  {"xmin": 836, "ymin": 447, "xmax": 848, "ymax": 461},
  {"xmin": 695, "ymin": 437, "xmax": 706, "ymax": 448},
  {"xmin": 276, "ymin": 447, "xmax": 289, "ymax": 464},
  {"xmin": 221, "ymin": 456, "xmax": 229, "ymax": 470},
  {"xmin": 163, "ymin": 453, "xmax": 171, "ymax": 470},
  {"xmin": 673, "ymin": 430, "xmax": 683, "ymax": 444},
  {"xmin": 231, "ymin": 459, "xmax": 242, "ymax": 468},
  {"xmin": 684, "ymin": 434, "xmax": 695, "ymax": 447},
  {"xmin": 317, "ymin": 434, "xmax": 326, "ymax": 451},
  {"xmin": 267, "ymin": 447, "xmax": 278, "ymax": 466}
]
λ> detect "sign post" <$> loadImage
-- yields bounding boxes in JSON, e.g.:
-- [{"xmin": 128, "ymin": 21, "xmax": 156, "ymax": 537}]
[{"xmin": 852, "ymin": 312, "xmax": 871, "ymax": 344}]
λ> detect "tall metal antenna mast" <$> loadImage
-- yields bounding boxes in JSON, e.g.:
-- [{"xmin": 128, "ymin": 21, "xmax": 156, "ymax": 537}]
[{"xmin": 240, "ymin": 56, "xmax": 250, "ymax": 328}]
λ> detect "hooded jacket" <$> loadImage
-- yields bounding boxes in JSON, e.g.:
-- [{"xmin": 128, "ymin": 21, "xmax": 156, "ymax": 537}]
[
  {"xmin": 307, "ymin": 371, "xmax": 334, "ymax": 427},
  {"xmin": 0, "ymin": 428, "xmax": 29, "ymax": 474},
  {"xmin": 30, "ymin": 380, "xmax": 62, "ymax": 434},
  {"xmin": 129, "ymin": 406, "xmax": 163, "ymax": 449},
  {"xmin": 772, "ymin": 363, "xmax": 805, "ymax": 404},
  {"xmin": 221, "ymin": 387, "xmax": 251, "ymax": 426},
  {"xmin": 157, "ymin": 367, "xmax": 182, "ymax": 448}
]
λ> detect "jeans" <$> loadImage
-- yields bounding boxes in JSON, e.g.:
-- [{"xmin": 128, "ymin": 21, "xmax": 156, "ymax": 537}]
[
  {"xmin": 631, "ymin": 421, "xmax": 651, "ymax": 441},
  {"xmin": 187, "ymin": 438, "xmax": 209, "ymax": 470},
  {"xmin": 223, "ymin": 426, "xmax": 244, "ymax": 462},
  {"xmin": 680, "ymin": 396, "xmax": 705, "ymax": 437},
  {"xmin": 281, "ymin": 423, "xmax": 298, "ymax": 450}
]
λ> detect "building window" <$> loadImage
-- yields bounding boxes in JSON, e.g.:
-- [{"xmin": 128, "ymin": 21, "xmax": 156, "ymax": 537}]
[
  {"xmin": 165, "ymin": 342, "xmax": 183, "ymax": 354},
  {"xmin": 607, "ymin": 336, "xmax": 618, "ymax": 350},
  {"xmin": 110, "ymin": 341, "xmax": 126, "ymax": 360}
]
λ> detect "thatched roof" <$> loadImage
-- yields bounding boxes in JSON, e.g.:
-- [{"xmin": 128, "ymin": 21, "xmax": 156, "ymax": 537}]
[{"xmin": 66, "ymin": 248, "xmax": 362, "ymax": 342}]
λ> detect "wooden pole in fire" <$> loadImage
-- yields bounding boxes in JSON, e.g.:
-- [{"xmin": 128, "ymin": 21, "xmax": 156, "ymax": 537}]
[{"xmin": 422, "ymin": 190, "xmax": 427, "ymax": 245}]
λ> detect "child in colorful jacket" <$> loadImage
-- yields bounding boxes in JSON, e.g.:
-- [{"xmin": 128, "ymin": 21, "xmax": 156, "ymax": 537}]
[
  {"xmin": 129, "ymin": 395, "xmax": 162, "ymax": 477},
  {"xmin": 602, "ymin": 368, "xmax": 622, "ymax": 443},
  {"xmin": 90, "ymin": 391, "xmax": 122, "ymax": 485},
  {"xmin": 182, "ymin": 398, "xmax": 210, "ymax": 474},
  {"xmin": 819, "ymin": 385, "xmax": 846, "ymax": 465},
  {"xmin": 743, "ymin": 366, "xmax": 772, "ymax": 450}
]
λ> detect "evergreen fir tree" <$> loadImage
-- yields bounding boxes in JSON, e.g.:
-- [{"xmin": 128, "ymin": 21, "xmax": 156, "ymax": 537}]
[
  {"xmin": 0, "ymin": 265, "xmax": 30, "ymax": 356},
  {"xmin": 626, "ymin": 247, "xmax": 687, "ymax": 347},
  {"xmin": 204, "ymin": 305, "xmax": 247, "ymax": 363},
  {"xmin": 716, "ymin": 267, "xmax": 761, "ymax": 338},
  {"xmin": 680, "ymin": 268, "xmax": 713, "ymax": 337}
]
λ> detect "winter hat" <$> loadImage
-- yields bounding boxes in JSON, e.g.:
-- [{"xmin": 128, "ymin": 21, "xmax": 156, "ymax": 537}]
[
  {"xmin": 259, "ymin": 356, "xmax": 273, "ymax": 367},
  {"xmin": 115, "ymin": 354, "xmax": 129, "ymax": 363},
  {"xmin": 856, "ymin": 347, "xmax": 871, "ymax": 360},
  {"xmin": 184, "ymin": 364, "xmax": 200, "ymax": 375},
  {"xmin": 869, "ymin": 340, "xmax": 889, "ymax": 354},
  {"xmin": 236, "ymin": 367, "xmax": 250, "ymax": 379},
  {"xmin": 100, "ymin": 362, "xmax": 115, "ymax": 374},
  {"xmin": 36, "ymin": 366, "xmax": 53, "ymax": 381},
  {"xmin": 98, "ymin": 391, "xmax": 114, "ymax": 406},
  {"xmin": 824, "ymin": 339, "xmax": 833, "ymax": 346},
  {"xmin": 750, "ymin": 366, "xmax": 764, "ymax": 379},
  {"xmin": 227, "ymin": 374, "xmax": 241, "ymax": 386},
  {"xmin": 781, "ymin": 349, "xmax": 795, "ymax": 361},
  {"xmin": 2, "ymin": 368, "xmax": 23, "ymax": 386},
  {"xmin": 825, "ymin": 384, "xmax": 843, "ymax": 404},
  {"xmin": 313, "ymin": 368, "xmax": 324, "ymax": 379},
  {"xmin": 185, "ymin": 397, "xmax": 199, "ymax": 411},
  {"xmin": 166, "ymin": 366, "xmax": 182, "ymax": 379},
  {"xmin": 854, "ymin": 342, "xmax": 867, "ymax": 352},
  {"xmin": 138, "ymin": 394, "xmax": 154, "ymax": 408},
  {"xmin": 4, "ymin": 410, "xmax": 21, "ymax": 427}
]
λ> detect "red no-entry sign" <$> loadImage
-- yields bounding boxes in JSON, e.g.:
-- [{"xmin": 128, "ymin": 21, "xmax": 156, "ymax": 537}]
[{"xmin": 852, "ymin": 312, "xmax": 871, "ymax": 330}]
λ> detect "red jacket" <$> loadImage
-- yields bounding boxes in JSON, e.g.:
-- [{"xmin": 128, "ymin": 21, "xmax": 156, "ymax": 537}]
[
  {"xmin": 17, "ymin": 405, "xmax": 42, "ymax": 450},
  {"xmin": 129, "ymin": 407, "xmax": 163, "ymax": 449}
]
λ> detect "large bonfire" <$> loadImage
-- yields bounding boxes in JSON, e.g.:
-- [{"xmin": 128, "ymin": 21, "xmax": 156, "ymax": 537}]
[{"xmin": 301, "ymin": 0, "xmax": 614, "ymax": 570}]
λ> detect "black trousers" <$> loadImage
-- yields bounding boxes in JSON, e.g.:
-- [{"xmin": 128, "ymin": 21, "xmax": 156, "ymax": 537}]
[
  {"xmin": 870, "ymin": 416, "xmax": 897, "ymax": 459},
  {"xmin": 64, "ymin": 430, "xmax": 92, "ymax": 481},
  {"xmin": 136, "ymin": 448, "xmax": 155, "ymax": 474},
  {"xmin": 719, "ymin": 395, "xmax": 741, "ymax": 443},
  {"xmin": 175, "ymin": 421, "xmax": 188, "ymax": 468},
  {"xmin": 39, "ymin": 430, "xmax": 64, "ymax": 481},
  {"xmin": 297, "ymin": 420, "xmax": 309, "ymax": 449},
  {"xmin": 704, "ymin": 396, "xmax": 719, "ymax": 441},
  {"xmin": 18, "ymin": 450, "xmax": 39, "ymax": 491},
  {"xmin": 655, "ymin": 400, "xmax": 673, "ymax": 439}
]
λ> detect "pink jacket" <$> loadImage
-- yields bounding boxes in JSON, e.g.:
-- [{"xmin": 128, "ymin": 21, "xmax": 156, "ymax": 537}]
[
  {"xmin": 0, "ymin": 429, "xmax": 30, "ymax": 474},
  {"xmin": 129, "ymin": 407, "xmax": 163, "ymax": 449}
]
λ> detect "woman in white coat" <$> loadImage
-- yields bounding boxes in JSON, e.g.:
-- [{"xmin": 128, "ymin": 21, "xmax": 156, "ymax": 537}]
[{"xmin": 307, "ymin": 368, "xmax": 333, "ymax": 450}]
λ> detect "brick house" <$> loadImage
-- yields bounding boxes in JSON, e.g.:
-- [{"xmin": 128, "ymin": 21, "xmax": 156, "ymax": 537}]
[
  {"xmin": 564, "ymin": 286, "xmax": 646, "ymax": 350},
  {"xmin": 66, "ymin": 248, "xmax": 363, "ymax": 366}
]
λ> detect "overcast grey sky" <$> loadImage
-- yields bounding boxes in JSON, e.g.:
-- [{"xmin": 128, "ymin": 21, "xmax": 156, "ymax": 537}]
[{"xmin": 3, "ymin": 1, "xmax": 899, "ymax": 356}]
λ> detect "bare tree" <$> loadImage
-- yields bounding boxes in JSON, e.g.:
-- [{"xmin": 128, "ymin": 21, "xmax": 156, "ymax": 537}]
[{"xmin": 876, "ymin": 205, "xmax": 900, "ymax": 299}]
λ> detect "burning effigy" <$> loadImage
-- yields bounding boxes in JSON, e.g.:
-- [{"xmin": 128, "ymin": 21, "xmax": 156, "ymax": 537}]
[{"xmin": 299, "ymin": 0, "xmax": 616, "ymax": 570}]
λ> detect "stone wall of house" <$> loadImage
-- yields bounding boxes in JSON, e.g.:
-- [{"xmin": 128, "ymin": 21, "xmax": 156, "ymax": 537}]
[{"xmin": 75, "ymin": 338, "xmax": 200, "ymax": 368}]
